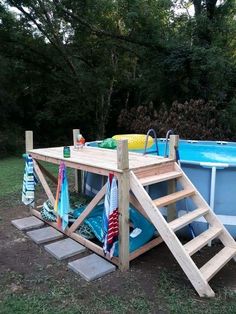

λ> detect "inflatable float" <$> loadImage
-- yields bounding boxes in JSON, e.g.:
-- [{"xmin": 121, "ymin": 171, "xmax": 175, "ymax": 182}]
[
  {"xmin": 72, "ymin": 203, "xmax": 156, "ymax": 256},
  {"xmin": 112, "ymin": 134, "xmax": 153, "ymax": 150}
]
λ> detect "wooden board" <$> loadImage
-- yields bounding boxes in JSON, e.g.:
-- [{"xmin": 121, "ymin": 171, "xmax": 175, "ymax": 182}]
[
  {"xmin": 29, "ymin": 146, "xmax": 172, "ymax": 173},
  {"xmin": 129, "ymin": 170, "xmax": 215, "ymax": 297},
  {"xmin": 30, "ymin": 208, "xmax": 119, "ymax": 266}
]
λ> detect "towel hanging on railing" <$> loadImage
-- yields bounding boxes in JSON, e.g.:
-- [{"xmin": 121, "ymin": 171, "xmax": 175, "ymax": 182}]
[
  {"xmin": 22, "ymin": 154, "xmax": 38, "ymax": 206},
  {"xmin": 103, "ymin": 174, "xmax": 119, "ymax": 258}
]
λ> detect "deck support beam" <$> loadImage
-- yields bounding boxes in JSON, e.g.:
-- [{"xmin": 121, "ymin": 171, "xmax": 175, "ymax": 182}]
[
  {"xmin": 73, "ymin": 129, "xmax": 83, "ymax": 193},
  {"xmin": 25, "ymin": 130, "xmax": 33, "ymax": 153},
  {"xmin": 117, "ymin": 140, "xmax": 130, "ymax": 271}
]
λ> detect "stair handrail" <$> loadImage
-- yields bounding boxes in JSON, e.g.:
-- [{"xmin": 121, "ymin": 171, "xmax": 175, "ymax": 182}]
[
  {"xmin": 143, "ymin": 129, "xmax": 159, "ymax": 155},
  {"xmin": 164, "ymin": 129, "xmax": 174, "ymax": 158}
]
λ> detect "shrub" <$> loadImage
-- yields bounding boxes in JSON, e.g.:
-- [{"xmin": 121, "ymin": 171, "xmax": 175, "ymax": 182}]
[{"xmin": 117, "ymin": 99, "xmax": 233, "ymax": 140}]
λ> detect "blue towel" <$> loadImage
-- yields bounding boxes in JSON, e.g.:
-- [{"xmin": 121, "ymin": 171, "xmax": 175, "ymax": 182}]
[{"xmin": 57, "ymin": 163, "xmax": 70, "ymax": 230}]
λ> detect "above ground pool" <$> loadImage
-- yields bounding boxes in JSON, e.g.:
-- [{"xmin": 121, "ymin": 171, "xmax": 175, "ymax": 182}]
[{"xmin": 85, "ymin": 139, "xmax": 236, "ymax": 238}]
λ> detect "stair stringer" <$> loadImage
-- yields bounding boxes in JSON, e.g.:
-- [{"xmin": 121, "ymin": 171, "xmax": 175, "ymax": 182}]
[
  {"xmin": 174, "ymin": 163, "xmax": 236, "ymax": 256},
  {"xmin": 129, "ymin": 170, "xmax": 215, "ymax": 298}
]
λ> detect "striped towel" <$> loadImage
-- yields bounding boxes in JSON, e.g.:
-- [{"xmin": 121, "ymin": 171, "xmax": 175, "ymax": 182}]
[
  {"xmin": 103, "ymin": 174, "xmax": 119, "ymax": 258},
  {"xmin": 22, "ymin": 154, "xmax": 38, "ymax": 206}
]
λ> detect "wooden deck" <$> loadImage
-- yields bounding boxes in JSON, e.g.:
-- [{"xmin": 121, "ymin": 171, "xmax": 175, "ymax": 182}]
[
  {"xmin": 27, "ymin": 138, "xmax": 174, "ymax": 272},
  {"xmin": 24, "ymin": 131, "xmax": 236, "ymax": 297},
  {"xmin": 29, "ymin": 146, "xmax": 172, "ymax": 175}
]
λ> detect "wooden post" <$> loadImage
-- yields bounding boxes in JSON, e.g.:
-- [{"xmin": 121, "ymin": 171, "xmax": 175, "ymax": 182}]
[
  {"xmin": 169, "ymin": 135, "xmax": 179, "ymax": 160},
  {"xmin": 73, "ymin": 129, "xmax": 82, "ymax": 193},
  {"xmin": 167, "ymin": 135, "xmax": 179, "ymax": 222},
  {"xmin": 117, "ymin": 140, "xmax": 130, "ymax": 271},
  {"xmin": 25, "ymin": 130, "xmax": 33, "ymax": 152}
]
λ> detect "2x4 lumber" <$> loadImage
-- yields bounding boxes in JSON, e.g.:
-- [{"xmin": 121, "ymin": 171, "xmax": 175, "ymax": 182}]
[
  {"xmin": 174, "ymin": 163, "xmax": 236, "ymax": 253},
  {"xmin": 200, "ymin": 247, "xmax": 236, "ymax": 282},
  {"xmin": 184, "ymin": 227, "xmax": 222, "ymax": 256},
  {"xmin": 29, "ymin": 152, "xmax": 121, "ymax": 176},
  {"xmin": 37, "ymin": 161, "xmax": 58, "ymax": 185},
  {"xmin": 154, "ymin": 188, "xmax": 195, "ymax": 208},
  {"xmin": 169, "ymin": 135, "xmax": 179, "ymax": 160},
  {"xmin": 129, "ymin": 236, "xmax": 163, "ymax": 261},
  {"xmin": 68, "ymin": 184, "xmax": 107, "ymax": 234},
  {"xmin": 130, "ymin": 171, "xmax": 215, "ymax": 297},
  {"xmin": 25, "ymin": 130, "xmax": 33, "ymax": 152},
  {"xmin": 70, "ymin": 232, "xmax": 119, "ymax": 266},
  {"xmin": 139, "ymin": 171, "xmax": 182, "ymax": 186},
  {"xmin": 117, "ymin": 140, "xmax": 130, "ymax": 271},
  {"xmin": 169, "ymin": 207, "xmax": 209, "ymax": 232},
  {"xmin": 134, "ymin": 161, "xmax": 174, "ymax": 178},
  {"xmin": 73, "ymin": 129, "xmax": 82, "ymax": 193},
  {"xmin": 32, "ymin": 159, "xmax": 55, "ymax": 206}
]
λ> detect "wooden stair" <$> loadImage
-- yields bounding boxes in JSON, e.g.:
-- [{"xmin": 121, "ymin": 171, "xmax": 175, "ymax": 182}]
[
  {"xmin": 184, "ymin": 226, "xmax": 222, "ymax": 256},
  {"xmin": 200, "ymin": 247, "xmax": 236, "ymax": 281},
  {"xmin": 139, "ymin": 171, "xmax": 182, "ymax": 186},
  {"xmin": 130, "ymin": 162, "xmax": 236, "ymax": 297},
  {"xmin": 154, "ymin": 188, "xmax": 195, "ymax": 207},
  {"xmin": 169, "ymin": 207, "xmax": 209, "ymax": 232}
]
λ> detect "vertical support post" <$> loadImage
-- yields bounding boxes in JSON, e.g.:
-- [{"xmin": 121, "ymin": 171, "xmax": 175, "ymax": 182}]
[
  {"xmin": 25, "ymin": 130, "xmax": 33, "ymax": 152},
  {"xmin": 117, "ymin": 140, "xmax": 130, "ymax": 271},
  {"xmin": 169, "ymin": 135, "xmax": 179, "ymax": 160},
  {"xmin": 167, "ymin": 135, "xmax": 179, "ymax": 222},
  {"xmin": 73, "ymin": 129, "xmax": 82, "ymax": 193},
  {"xmin": 208, "ymin": 166, "xmax": 217, "ymax": 247}
]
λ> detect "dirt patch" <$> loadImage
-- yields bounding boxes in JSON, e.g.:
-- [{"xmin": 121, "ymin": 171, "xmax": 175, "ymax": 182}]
[{"xmin": 1, "ymin": 192, "xmax": 236, "ymax": 313}]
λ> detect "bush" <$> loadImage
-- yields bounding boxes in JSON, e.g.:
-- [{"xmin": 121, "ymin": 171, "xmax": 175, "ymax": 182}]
[{"xmin": 117, "ymin": 99, "xmax": 233, "ymax": 140}]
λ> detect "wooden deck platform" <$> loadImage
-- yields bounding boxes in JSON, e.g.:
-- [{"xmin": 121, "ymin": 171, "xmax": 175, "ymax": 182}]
[
  {"xmin": 25, "ymin": 131, "xmax": 236, "ymax": 297},
  {"xmin": 27, "ymin": 135, "xmax": 174, "ymax": 273},
  {"xmin": 29, "ymin": 146, "xmax": 172, "ymax": 175}
]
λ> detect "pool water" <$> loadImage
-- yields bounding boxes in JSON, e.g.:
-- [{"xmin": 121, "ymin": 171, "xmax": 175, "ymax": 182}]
[{"xmin": 138, "ymin": 140, "xmax": 236, "ymax": 165}]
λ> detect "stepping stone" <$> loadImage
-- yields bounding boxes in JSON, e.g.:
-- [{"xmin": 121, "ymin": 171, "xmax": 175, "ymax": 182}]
[
  {"xmin": 68, "ymin": 254, "xmax": 116, "ymax": 281},
  {"xmin": 44, "ymin": 238, "xmax": 86, "ymax": 260},
  {"xmin": 26, "ymin": 226, "xmax": 63, "ymax": 244},
  {"xmin": 11, "ymin": 216, "xmax": 44, "ymax": 231}
]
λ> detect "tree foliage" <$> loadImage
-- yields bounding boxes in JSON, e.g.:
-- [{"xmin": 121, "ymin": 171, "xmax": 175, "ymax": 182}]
[
  {"xmin": 118, "ymin": 99, "xmax": 233, "ymax": 140},
  {"xmin": 0, "ymin": 0, "xmax": 235, "ymax": 155}
]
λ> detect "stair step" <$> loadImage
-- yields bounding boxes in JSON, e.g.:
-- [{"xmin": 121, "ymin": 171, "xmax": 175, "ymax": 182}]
[
  {"xmin": 139, "ymin": 171, "xmax": 182, "ymax": 186},
  {"xmin": 201, "ymin": 247, "xmax": 236, "ymax": 281},
  {"xmin": 154, "ymin": 188, "xmax": 195, "ymax": 208},
  {"xmin": 169, "ymin": 207, "xmax": 209, "ymax": 232},
  {"xmin": 184, "ymin": 227, "xmax": 222, "ymax": 256}
]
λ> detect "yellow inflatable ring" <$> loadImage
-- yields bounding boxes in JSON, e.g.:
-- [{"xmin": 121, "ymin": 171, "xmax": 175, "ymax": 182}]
[{"xmin": 112, "ymin": 134, "xmax": 154, "ymax": 150}]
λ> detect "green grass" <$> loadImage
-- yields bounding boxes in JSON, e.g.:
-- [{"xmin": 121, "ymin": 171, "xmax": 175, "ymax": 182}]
[
  {"xmin": 158, "ymin": 271, "xmax": 236, "ymax": 314},
  {"xmin": 0, "ymin": 272, "xmax": 152, "ymax": 314},
  {"xmin": 0, "ymin": 157, "xmax": 24, "ymax": 198},
  {"xmin": 0, "ymin": 157, "xmax": 59, "ymax": 198}
]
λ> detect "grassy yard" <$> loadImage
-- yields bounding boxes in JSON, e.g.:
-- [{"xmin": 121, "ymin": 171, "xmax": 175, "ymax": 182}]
[
  {"xmin": 0, "ymin": 157, "xmax": 24, "ymax": 198},
  {"xmin": 1, "ymin": 157, "xmax": 236, "ymax": 314},
  {"xmin": 0, "ymin": 157, "xmax": 59, "ymax": 198}
]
